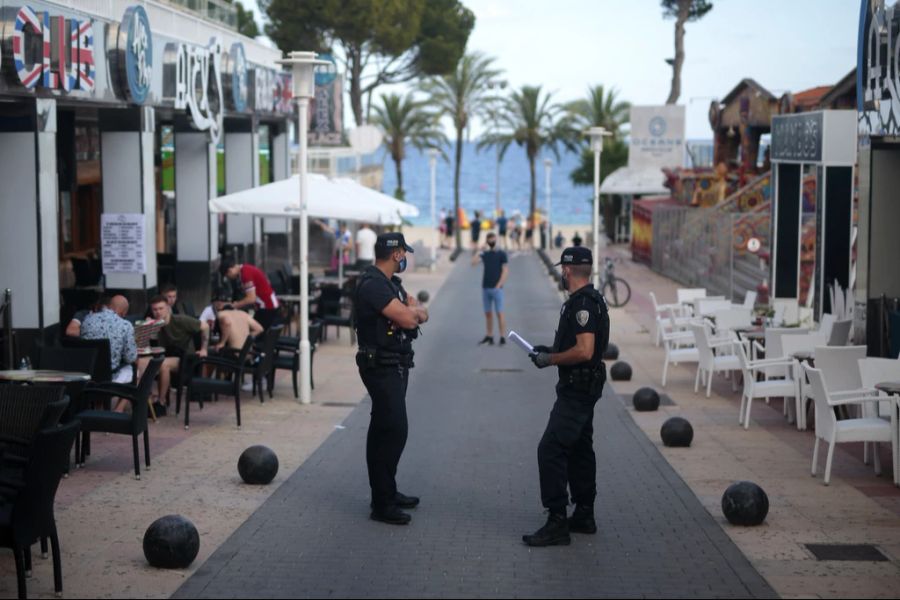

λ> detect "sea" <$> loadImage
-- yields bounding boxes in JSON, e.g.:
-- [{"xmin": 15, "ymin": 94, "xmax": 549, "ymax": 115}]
[{"xmin": 378, "ymin": 141, "xmax": 592, "ymax": 226}]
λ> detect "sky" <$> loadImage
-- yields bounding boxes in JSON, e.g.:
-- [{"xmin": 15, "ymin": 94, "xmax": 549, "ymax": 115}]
[{"xmin": 246, "ymin": 0, "xmax": 859, "ymax": 140}]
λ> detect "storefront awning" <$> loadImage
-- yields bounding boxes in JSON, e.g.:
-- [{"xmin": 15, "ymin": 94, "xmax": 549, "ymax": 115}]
[
  {"xmin": 599, "ymin": 166, "xmax": 668, "ymax": 196},
  {"xmin": 208, "ymin": 174, "xmax": 419, "ymax": 225}
]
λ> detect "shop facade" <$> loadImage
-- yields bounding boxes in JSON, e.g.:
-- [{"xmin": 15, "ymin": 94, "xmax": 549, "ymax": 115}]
[
  {"xmin": 856, "ymin": 0, "xmax": 900, "ymax": 357},
  {"xmin": 0, "ymin": 0, "xmax": 294, "ymax": 355}
]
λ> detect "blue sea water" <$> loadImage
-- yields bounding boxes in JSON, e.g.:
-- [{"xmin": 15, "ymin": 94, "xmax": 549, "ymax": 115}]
[{"xmin": 379, "ymin": 142, "xmax": 593, "ymax": 226}]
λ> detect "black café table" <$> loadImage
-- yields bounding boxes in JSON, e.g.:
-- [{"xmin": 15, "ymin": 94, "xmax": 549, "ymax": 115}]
[{"xmin": 0, "ymin": 369, "xmax": 90, "ymax": 383}]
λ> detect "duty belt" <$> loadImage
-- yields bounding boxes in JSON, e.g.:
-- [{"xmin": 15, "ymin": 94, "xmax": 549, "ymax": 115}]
[
  {"xmin": 560, "ymin": 366, "xmax": 605, "ymax": 395},
  {"xmin": 356, "ymin": 347, "xmax": 414, "ymax": 369}
]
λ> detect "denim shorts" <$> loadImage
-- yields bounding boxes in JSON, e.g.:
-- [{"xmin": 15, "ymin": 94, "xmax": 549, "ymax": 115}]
[{"xmin": 482, "ymin": 287, "xmax": 505, "ymax": 313}]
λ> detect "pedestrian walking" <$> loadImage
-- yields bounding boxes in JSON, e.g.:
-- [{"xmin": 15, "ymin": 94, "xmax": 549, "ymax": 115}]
[
  {"xmin": 524, "ymin": 246, "xmax": 610, "ymax": 546},
  {"xmin": 496, "ymin": 209, "xmax": 508, "ymax": 249},
  {"xmin": 470, "ymin": 209, "xmax": 482, "ymax": 250},
  {"xmin": 353, "ymin": 232, "xmax": 429, "ymax": 525},
  {"xmin": 471, "ymin": 232, "xmax": 509, "ymax": 346}
]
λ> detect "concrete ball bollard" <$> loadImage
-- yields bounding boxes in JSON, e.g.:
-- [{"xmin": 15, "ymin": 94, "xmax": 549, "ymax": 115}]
[
  {"xmin": 660, "ymin": 417, "xmax": 694, "ymax": 447},
  {"xmin": 721, "ymin": 481, "xmax": 769, "ymax": 526},
  {"xmin": 632, "ymin": 387, "xmax": 660, "ymax": 412},
  {"xmin": 610, "ymin": 361, "xmax": 632, "ymax": 381},
  {"xmin": 238, "ymin": 445, "xmax": 279, "ymax": 485},
  {"xmin": 143, "ymin": 515, "xmax": 200, "ymax": 569}
]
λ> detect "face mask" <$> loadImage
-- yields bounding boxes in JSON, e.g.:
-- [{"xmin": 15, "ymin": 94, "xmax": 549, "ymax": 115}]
[
  {"xmin": 397, "ymin": 256, "xmax": 408, "ymax": 273},
  {"xmin": 487, "ymin": 241, "xmax": 496, "ymax": 249}
]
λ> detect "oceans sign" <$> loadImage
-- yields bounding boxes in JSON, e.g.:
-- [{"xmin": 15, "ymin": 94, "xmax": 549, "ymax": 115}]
[
  {"xmin": 858, "ymin": 0, "xmax": 900, "ymax": 136},
  {"xmin": 628, "ymin": 105, "xmax": 685, "ymax": 169},
  {"xmin": 770, "ymin": 112, "xmax": 823, "ymax": 162},
  {"xmin": 10, "ymin": 5, "xmax": 95, "ymax": 91}
]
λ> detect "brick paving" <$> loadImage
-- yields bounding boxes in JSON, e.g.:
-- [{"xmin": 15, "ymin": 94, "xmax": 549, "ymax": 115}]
[{"xmin": 174, "ymin": 252, "xmax": 774, "ymax": 599}]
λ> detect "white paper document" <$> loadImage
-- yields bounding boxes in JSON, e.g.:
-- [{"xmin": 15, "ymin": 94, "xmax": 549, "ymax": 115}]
[{"xmin": 508, "ymin": 331, "xmax": 534, "ymax": 354}]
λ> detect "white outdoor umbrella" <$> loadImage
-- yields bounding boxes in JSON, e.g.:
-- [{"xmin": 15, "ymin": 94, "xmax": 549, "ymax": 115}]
[{"xmin": 209, "ymin": 173, "xmax": 419, "ymax": 224}]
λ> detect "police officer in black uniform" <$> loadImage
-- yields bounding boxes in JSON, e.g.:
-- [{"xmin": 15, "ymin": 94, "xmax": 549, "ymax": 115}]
[
  {"xmin": 353, "ymin": 232, "xmax": 429, "ymax": 525},
  {"xmin": 524, "ymin": 246, "xmax": 610, "ymax": 546}
]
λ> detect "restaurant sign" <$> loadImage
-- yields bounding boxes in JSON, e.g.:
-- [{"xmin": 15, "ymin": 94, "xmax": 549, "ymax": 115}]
[
  {"xmin": 770, "ymin": 112, "xmax": 823, "ymax": 162},
  {"xmin": 8, "ymin": 5, "xmax": 95, "ymax": 91},
  {"xmin": 858, "ymin": 0, "xmax": 900, "ymax": 136}
]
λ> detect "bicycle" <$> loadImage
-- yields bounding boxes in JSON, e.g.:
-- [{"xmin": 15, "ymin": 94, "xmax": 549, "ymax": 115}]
[{"xmin": 600, "ymin": 256, "xmax": 631, "ymax": 308}]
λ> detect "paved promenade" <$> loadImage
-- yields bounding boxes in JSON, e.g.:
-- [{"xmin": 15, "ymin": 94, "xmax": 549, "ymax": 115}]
[{"xmin": 174, "ymin": 252, "xmax": 774, "ymax": 599}]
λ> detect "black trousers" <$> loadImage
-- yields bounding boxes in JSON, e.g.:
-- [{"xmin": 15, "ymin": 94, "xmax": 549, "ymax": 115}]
[
  {"xmin": 537, "ymin": 383, "xmax": 601, "ymax": 512},
  {"xmin": 254, "ymin": 308, "xmax": 282, "ymax": 331},
  {"xmin": 359, "ymin": 364, "xmax": 410, "ymax": 509}
]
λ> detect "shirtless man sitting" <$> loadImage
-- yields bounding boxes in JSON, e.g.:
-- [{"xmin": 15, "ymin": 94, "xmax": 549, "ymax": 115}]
[{"xmin": 213, "ymin": 302, "xmax": 263, "ymax": 354}]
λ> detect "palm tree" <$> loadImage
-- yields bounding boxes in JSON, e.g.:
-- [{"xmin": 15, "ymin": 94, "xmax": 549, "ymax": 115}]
[
  {"xmin": 479, "ymin": 85, "xmax": 572, "ymax": 222},
  {"xmin": 421, "ymin": 52, "xmax": 503, "ymax": 250},
  {"xmin": 565, "ymin": 85, "xmax": 631, "ymax": 187},
  {"xmin": 564, "ymin": 85, "xmax": 630, "ymax": 141},
  {"xmin": 372, "ymin": 92, "xmax": 447, "ymax": 200}
]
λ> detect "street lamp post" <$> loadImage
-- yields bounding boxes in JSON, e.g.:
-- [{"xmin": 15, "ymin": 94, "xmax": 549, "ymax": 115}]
[
  {"xmin": 543, "ymin": 158, "xmax": 552, "ymax": 250},
  {"xmin": 586, "ymin": 127, "xmax": 611, "ymax": 289},
  {"xmin": 279, "ymin": 51, "xmax": 327, "ymax": 404},
  {"xmin": 428, "ymin": 148, "xmax": 439, "ymax": 271}
]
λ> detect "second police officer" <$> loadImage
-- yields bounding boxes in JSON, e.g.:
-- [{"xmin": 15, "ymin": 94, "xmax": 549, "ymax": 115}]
[
  {"xmin": 353, "ymin": 232, "xmax": 429, "ymax": 525},
  {"xmin": 524, "ymin": 246, "xmax": 610, "ymax": 546}
]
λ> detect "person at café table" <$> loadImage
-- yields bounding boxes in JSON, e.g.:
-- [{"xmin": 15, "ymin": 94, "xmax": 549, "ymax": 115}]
[
  {"xmin": 81, "ymin": 295, "xmax": 138, "ymax": 412},
  {"xmin": 147, "ymin": 295, "xmax": 209, "ymax": 406}
]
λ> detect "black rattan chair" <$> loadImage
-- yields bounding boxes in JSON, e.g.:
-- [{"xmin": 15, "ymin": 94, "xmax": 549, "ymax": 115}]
[
  {"xmin": 182, "ymin": 337, "xmax": 253, "ymax": 430},
  {"xmin": 0, "ymin": 420, "xmax": 79, "ymax": 599},
  {"xmin": 273, "ymin": 320, "xmax": 323, "ymax": 398},
  {"xmin": 76, "ymin": 356, "xmax": 163, "ymax": 480},
  {"xmin": 253, "ymin": 325, "xmax": 283, "ymax": 402}
]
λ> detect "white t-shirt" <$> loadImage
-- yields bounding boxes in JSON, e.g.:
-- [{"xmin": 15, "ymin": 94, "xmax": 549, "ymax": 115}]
[
  {"xmin": 356, "ymin": 227, "xmax": 377, "ymax": 261},
  {"xmin": 199, "ymin": 304, "xmax": 216, "ymax": 325}
]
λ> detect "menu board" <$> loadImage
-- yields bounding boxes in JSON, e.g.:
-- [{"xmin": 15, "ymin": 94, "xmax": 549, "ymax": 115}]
[{"xmin": 101, "ymin": 213, "xmax": 145, "ymax": 274}]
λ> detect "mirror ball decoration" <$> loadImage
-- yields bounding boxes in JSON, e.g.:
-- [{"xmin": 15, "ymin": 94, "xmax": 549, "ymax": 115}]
[
  {"xmin": 632, "ymin": 387, "xmax": 660, "ymax": 411},
  {"xmin": 143, "ymin": 515, "xmax": 200, "ymax": 569},
  {"xmin": 238, "ymin": 445, "xmax": 279, "ymax": 485},
  {"xmin": 660, "ymin": 417, "xmax": 693, "ymax": 447},
  {"xmin": 721, "ymin": 481, "xmax": 769, "ymax": 526},
  {"xmin": 610, "ymin": 361, "xmax": 632, "ymax": 381}
]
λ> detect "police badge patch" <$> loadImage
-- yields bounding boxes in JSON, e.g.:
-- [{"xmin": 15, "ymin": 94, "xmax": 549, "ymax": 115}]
[{"xmin": 576, "ymin": 310, "xmax": 589, "ymax": 327}]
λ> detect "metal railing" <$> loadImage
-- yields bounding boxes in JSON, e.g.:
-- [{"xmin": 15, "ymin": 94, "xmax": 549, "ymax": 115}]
[{"xmin": 651, "ymin": 172, "xmax": 773, "ymax": 303}]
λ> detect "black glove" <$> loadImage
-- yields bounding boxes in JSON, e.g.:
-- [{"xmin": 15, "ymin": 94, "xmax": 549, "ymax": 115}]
[
  {"xmin": 530, "ymin": 352, "xmax": 552, "ymax": 369},
  {"xmin": 532, "ymin": 345, "xmax": 553, "ymax": 354}
]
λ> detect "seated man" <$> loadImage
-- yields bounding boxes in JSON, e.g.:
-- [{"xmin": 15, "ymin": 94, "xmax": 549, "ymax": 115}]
[
  {"xmin": 64, "ymin": 308, "xmax": 92, "ymax": 338},
  {"xmin": 214, "ymin": 303, "xmax": 263, "ymax": 353},
  {"xmin": 81, "ymin": 295, "xmax": 138, "ymax": 411},
  {"xmin": 148, "ymin": 295, "xmax": 209, "ymax": 405}
]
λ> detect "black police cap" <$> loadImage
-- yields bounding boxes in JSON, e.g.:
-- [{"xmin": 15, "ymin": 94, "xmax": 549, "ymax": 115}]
[
  {"xmin": 375, "ymin": 232, "xmax": 414, "ymax": 253},
  {"xmin": 554, "ymin": 246, "xmax": 593, "ymax": 266}
]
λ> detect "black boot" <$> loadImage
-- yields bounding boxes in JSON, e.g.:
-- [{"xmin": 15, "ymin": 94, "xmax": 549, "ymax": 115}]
[
  {"xmin": 371, "ymin": 492, "xmax": 420, "ymax": 509},
  {"xmin": 568, "ymin": 504, "xmax": 597, "ymax": 534},
  {"xmin": 370, "ymin": 505, "xmax": 411, "ymax": 525},
  {"xmin": 522, "ymin": 512, "xmax": 570, "ymax": 547}
]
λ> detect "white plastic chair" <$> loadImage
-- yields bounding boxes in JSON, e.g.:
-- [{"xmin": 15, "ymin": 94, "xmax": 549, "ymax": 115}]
[
  {"xmin": 772, "ymin": 298, "xmax": 800, "ymax": 326},
  {"xmin": 858, "ymin": 358, "xmax": 900, "ymax": 485},
  {"xmin": 804, "ymin": 364, "xmax": 894, "ymax": 485},
  {"xmin": 690, "ymin": 323, "xmax": 740, "ymax": 397},
  {"xmin": 827, "ymin": 319, "xmax": 853, "ymax": 346},
  {"xmin": 781, "ymin": 333, "xmax": 829, "ymax": 429},
  {"xmin": 733, "ymin": 290, "xmax": 757, "ymax": 311},
  {"xmin": 817, "ymin": 313, "xmax": 836, "ymax": 341},
  {"xmin": 752, "ymin": 327, "xmax": 810, "ymax": 377},
  {"xmin": 734, "ymin": 340, "xmax": 798, "ymax": 429},
  {"xmin": 712, "ymin": 308, "xmax": 752, "ymax": 336},
  {"xmin": 660, "ymin": 308, "xmax": 699, "ymax": 387},
  {"xmin": 649, "ymin": 291, "xmax": 689, "ymax": 346},
  {"xmin": 696, "ymin": 298, "xmax": 732, "ymax": 317},
  {"xmin": 677, "ymin": 288, "xmax": 706, "ymax": 305}
]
